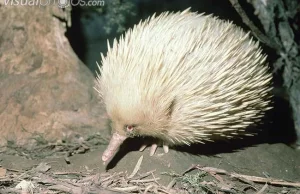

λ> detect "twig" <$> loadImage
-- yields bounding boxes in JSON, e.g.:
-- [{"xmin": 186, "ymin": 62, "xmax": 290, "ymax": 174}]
[
  {"xmin": 78, "ymin": 174, "xmax": 99, "ymax": 183},
  {"xmin": 129, "ymin": 177, "xmax": 160, "ymax": 183},
  {"xmin": 6, "ymin": 168, "xmax": 22, "ymax": 172},
  {"xmin": 101, "ymin": 172, "xmax": 124, "ymax": 182},
  {"xmin": 53, "ymin": 171, "xmax": 85, "ymax": 176},
  {"xmin": 128, "ymin": 155, "xmax": 143, "ymax": 179},
  {"xmin": 47, "ymin": 185, "xmax": 72, "ymax": 193},
  {"xmin": 136, "ymin": 170, "xmax": 156, "ymax": 180},
  {"xmin": 112, "ymin": 186, "xmax": 139, "ymax": 192},
  {"xmin": 190, "ymin": 164, "xmax": 300, "ymax": 188},
  {"xmin": 256, "ymin": 183, "xmax": 268, "ymax": 194},
  {"xmin": 143, "ymin": 185, "xmax": 155, "ymax": 194},
  {"xmin": 166, "ymin": 178, "xmax": 176, "ymax": 190},
  {"xmin": 231, "ymin": 173, "xmax": 300, "ymax": 188},
  {"xmin": 228, "ymin": 0, "xmax": 282, "ymax": 52},
  {"xmin": 152, "ymin": 171, "xmax": 160, "ymax": 184},
  {"xmin": 157, "ymin": 188, "xmax": 176, "ymax": 194}
]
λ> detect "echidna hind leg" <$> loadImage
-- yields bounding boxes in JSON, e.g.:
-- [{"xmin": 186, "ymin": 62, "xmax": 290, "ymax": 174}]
[{"xmin": 139, "ymin": 142, "xmax": 169, "ymax": 156}]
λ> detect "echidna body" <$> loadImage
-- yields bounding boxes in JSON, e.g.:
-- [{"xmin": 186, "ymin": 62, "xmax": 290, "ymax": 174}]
[{"xmin": 95, "ymin": 9, "xmax": 273, "ymax": 162}]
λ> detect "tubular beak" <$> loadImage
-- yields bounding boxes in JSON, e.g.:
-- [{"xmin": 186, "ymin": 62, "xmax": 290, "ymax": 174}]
[{"xmin": 102, "ymin": 132, "xmax": 127, "ymax": 163}]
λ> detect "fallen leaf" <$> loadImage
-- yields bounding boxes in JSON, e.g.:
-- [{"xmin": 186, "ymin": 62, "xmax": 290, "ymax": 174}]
[
  {"xmin": 35, "ymin": 162, "xmax": 51, "ymax": 172},
  {"xmin": 15, "ymin": 180, "xmax": 35, "ymax": 191},
  {"xmin": 0, "ymin": 167, "xmax": 7, "ymax": 177}
]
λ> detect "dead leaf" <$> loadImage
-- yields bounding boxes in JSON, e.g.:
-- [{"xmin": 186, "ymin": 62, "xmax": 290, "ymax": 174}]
[
  {"xmin": 0, "ymin": 167, "xmax": 7, "ymax": 177},
  {"xmin": 35, "ymin": 162, "xmax": 51, "ymax": 172}
]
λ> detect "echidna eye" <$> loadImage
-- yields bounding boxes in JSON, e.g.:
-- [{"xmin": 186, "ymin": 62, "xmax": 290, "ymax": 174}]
[{"xmin": 126, "ymin": 125, "xmax": 134, "ymax": 132}]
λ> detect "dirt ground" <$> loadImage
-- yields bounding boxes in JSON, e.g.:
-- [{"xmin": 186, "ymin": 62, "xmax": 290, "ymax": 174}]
[{"xmin": 0, "ymin": 132, "xmax": 299, "ymax": 194}]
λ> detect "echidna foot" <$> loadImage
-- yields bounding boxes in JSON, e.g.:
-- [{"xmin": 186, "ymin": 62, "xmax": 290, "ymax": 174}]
[{"xmin": 139, "ymin": 142, "xmax": 169, "ymax": 156}]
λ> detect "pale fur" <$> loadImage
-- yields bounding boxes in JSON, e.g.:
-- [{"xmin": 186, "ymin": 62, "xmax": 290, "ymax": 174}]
[{"xmin": 95, "ymin": 9, "xmax": 273, "ymax": 145}]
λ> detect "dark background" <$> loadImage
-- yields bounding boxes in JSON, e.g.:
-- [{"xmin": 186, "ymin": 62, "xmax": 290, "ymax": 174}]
[{"xmin": 66, "ymin": 0, "xmax": 264, "ymax": 74}]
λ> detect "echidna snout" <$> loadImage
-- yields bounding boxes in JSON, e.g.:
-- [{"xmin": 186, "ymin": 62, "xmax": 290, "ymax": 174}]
[
  {"xmin": 102, "ymin": 133, "xmax": 126, "ymax": 163},
  {"xmin": 95, "ymin": 8, "xmax": 273, "ymax": 163}
]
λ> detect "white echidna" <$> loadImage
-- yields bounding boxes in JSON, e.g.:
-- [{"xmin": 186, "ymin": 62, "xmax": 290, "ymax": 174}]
[{"xmin": 95, "ymin": 8, "xmax": 273, "ymax": 163}]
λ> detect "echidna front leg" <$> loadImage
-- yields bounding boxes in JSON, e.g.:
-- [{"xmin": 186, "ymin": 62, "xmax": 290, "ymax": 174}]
[{"xmin": 139, "ymin": 143, "xmax": 169, "ymax": 156}]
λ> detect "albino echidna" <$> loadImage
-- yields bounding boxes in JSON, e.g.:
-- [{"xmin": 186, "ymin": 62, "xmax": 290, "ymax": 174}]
[{"xmin": 95, "ymin": 8, "xmax": 273, "ymax": 163}]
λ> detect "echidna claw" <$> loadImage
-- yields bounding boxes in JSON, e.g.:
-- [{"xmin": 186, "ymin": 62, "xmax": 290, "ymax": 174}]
[
  {"xmin": 139, "ymin": 144, "xmax": 147, "ymax": 152},
  {"xmin": 139, "ymin": 142, "xmax": 169, "ymax": 156},
  {"xmin": 163, "ymin": 144, "xmax": 169, "ymax": 153},
  {"xmin": 150, "ymin": 144, "xmax": 158, "ymax": 156}
]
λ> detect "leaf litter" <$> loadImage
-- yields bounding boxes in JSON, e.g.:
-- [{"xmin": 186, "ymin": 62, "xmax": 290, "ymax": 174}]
[{"xmin": 0, "ymin": 134, "xmax": 299, "ymax": 193}]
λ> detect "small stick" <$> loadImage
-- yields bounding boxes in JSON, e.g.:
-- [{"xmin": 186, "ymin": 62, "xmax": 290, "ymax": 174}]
[
  {"xmin": 101, "ymin": 172, "xmax": 124, "ymax": 182},
  {"xmin": 166, "ymin": 178, "xmax": 176, "ymax": 190},
  {"xmin": 157, "ymin": 188, "xmax": 174, "ymax": 194},
  {"xmin": 190, "ymin": 165, "xmax": 300, "ymax": 188},
  {"xmin": 256, "ymin": 183, "xmax": 268, "ymax": 194},
  {"xmin": 136, "ymin": 170, "xmax": 156, "ymax": 180},
  {"xmin": 231, "ymin": 173, "xmax": 300, "ymax": 188},
  {"xmin": 150, "ymin": 170, "xmax": 159, "ymax": 185},
  {"xmin": 143, "ymin": 185, "xmax": 155, "ymax": 194},
  {"xmin": 129, "ymin": 177, "xmax": 160, "ymax": 183},
  {"xmin": 78, "ymin": 174, "xmax": 99, "ymax": 183},
  {"xmin": 112, "ymin": 186, "xmax": 139, "ymax": 192},
  {"xmin": 128, "ymin": 155, "xmax": 143, "ymax": 179},
  {"xmin": 48, "ymin": 185, "xmax": 72, "ymax": 193},
  {"xmin": 6, "ymin": 168, "xmax": 22, "ymax": 172},
  {"xmin": 53, "ymin": 171, "xmax": 85, "ymax": 176}
]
